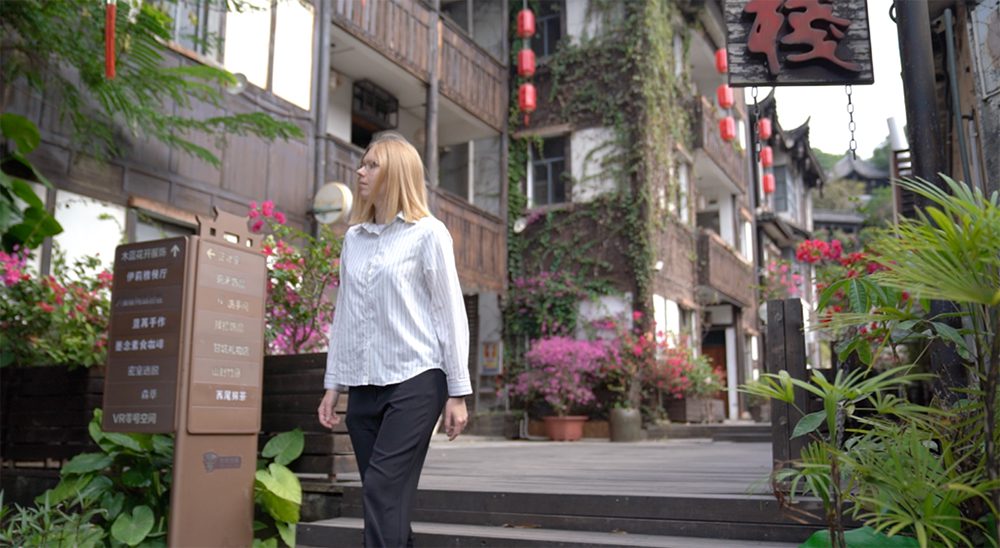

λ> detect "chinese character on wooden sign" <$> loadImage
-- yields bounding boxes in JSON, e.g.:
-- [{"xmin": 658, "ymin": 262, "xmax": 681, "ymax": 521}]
[{"xmin": 725, "ymin": 0, "xmax": 874, "ymax": 87}]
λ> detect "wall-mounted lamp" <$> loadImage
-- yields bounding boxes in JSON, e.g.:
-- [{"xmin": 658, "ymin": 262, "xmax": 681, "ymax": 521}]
[{"xmin": 653, "ymin": 260, "xmax": 664, "ymax": 271}]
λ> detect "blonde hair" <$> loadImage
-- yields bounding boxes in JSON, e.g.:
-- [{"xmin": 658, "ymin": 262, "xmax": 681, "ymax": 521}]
[{"xmin": 349, "ymin": 134, "xmax": 431, "ymax": 225}]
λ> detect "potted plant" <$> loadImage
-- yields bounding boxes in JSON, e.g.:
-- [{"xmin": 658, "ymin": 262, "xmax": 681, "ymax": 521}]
[
  {"xmin": 507, "ymin": 336, "xmax": 608, "ymax": 441},
  {"xmin": 666, "ymin": 351, "xmax": 724, "ymax": 424},
  {"xmin": 601, "ymin": 311, "xmax": 654, "ymax": 442},
  {"xmin": 746, "ymin": 392, "xmax": 771, "ymax": 423}
]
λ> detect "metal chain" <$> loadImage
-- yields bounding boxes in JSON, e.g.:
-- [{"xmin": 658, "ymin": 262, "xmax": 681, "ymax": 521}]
[
  {"xmin": 751, "ymin": 86, "xmax": 760, "ymax": 163},
  {"xmin": 845, "ymin": 85, "xmax": 858, "ymax": 160}
]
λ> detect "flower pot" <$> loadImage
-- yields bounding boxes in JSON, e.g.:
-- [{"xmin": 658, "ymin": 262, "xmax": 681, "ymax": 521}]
[
  {"xmin": 542, "ymin": 415, "xmax": 588, "ymax": 441},
  {"xmin": 609, "ymin": 407, "xmax": 642, "ymax": 442}
]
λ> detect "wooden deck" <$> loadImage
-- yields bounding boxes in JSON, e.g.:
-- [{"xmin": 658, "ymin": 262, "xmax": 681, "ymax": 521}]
[{"xmin": 337, "ymin": 437, "xmax": 774, "ymax": 497}]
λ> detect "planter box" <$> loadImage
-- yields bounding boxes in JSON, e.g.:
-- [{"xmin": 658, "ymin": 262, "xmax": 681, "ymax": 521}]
[
  {"xmin": 666, "ymin": 397, "xmax": 725, "ymax": 423},
  {"xmin": 0, "ymin": 354, "xmax": 356, "ymax": 479},
  {"xmin": 0, "ymin": 365, "xmax": 104, "ymax": 467}
]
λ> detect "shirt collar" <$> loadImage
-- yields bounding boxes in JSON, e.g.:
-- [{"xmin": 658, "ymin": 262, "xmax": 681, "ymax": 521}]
[{"xmin": 359, "ymin": 212, "xmax": 408, "ymax": 235}]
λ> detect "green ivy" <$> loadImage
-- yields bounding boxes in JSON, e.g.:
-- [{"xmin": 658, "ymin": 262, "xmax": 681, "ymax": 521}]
[{"xmin": 506, "ymin": 0, "xmax": 692, "ymax": 339}]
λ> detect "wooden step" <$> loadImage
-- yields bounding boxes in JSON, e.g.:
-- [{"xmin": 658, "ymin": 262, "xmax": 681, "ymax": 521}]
[{"xmin": 298, "ymin": 517, "xmax": 801, "ymax": 548}]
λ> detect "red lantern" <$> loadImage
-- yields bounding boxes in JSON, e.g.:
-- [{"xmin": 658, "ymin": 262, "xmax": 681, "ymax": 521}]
[
  {"xmin": 519, "ymin": 82, "xmax": 537, "ymax": 113},
  {"xmin": 757, "ymin": 118, "xmax": 772, "ymax": 140},
  {"xmin": 719, "ymin": 116, "xmax": 736, "ymax": 142},
  {"xmin": 760, "ymin": 146, "xmax": 773, "ymax": 167},
  {"xmin": 517, "ymin": 48, "xmax": 536, "ymax": 77},
  {"xmin": 105, "ymin": 0, "xmax": 117, "ymax": 79},
  {"xmin": 716, "ymin": 84, "xmax": 734, "ymax": 109},
  {"xmin": 763, "ymin": 173, "xmax": 776, "ymax": 194},
  {"xmin": 715, "ymin": 49, "xmax": 728, "ymax": 73},
  {"xmin": 517, "ymin": 9, "xmax": 535, "ymax": 38}
]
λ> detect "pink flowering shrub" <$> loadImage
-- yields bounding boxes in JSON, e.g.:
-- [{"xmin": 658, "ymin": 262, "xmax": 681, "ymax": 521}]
[
  {"xmin": 508, "ymin": 336, "xmax": 610, "ymax": 416},
  {"xmin": 0, "ymin": 248, "xmax": 111, "ymax": 367},
  {"xmin": 507, "ymin": 271, "xmax": 584, "ymax": 338},
  {"xmin": 248, "ymin": 201, "xmax": 343, "ymax": 355}
]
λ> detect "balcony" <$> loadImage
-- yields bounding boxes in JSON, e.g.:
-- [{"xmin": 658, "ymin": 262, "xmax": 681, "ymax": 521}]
[
  {"xmin": 323, "ymin": 136, "xmax": 505, "ymax": 294},
  {"xmin": 696, "ymin": 229, "xmax": 754, "ymax": 307},
  {"xmin": 691, "ymin": 96, "xmax": 747, "ymax": 195},
  {"xmin": 332, "ymin": 0, "xmax": 506, "ymax": 132}
]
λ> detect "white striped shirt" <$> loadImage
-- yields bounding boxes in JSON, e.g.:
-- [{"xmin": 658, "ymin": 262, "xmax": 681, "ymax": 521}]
[{"xmin": 324, "ymin": 213, "xmax": 472, "ymax": 397}]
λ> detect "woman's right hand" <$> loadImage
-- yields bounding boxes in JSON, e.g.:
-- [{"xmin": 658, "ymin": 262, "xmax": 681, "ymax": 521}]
[{"xmin": 318, "ymin": 389, "xmax": 342, "ymax": 429}]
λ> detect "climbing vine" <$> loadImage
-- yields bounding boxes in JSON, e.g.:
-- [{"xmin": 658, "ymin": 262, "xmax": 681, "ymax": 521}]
[{"xmin": 505, "ymin": 0, "xmax": 692, "ymax": 349}]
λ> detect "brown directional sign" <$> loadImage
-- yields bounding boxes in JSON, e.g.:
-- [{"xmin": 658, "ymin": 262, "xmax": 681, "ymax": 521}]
[
  {"xmin": 103, "ymin": 237, "xmax": 189, "ymax": 433},
  {"xmin": 170, "ymin": 208, "xmax": 265, "ymax": 548},
  {"xmin": 186, "ymin": 239, "xmax": 266, "ymax": 434}
]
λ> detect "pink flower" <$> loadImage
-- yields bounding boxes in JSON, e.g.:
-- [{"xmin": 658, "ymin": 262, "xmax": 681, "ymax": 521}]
[
  {"xmin": 274, "ymin": 211, "xmax": 287, "ymax": 225},
  {"xmin": 251, "ymin": 219, "xmax": 265, "ymax": 233},
  {"xmin": 248, "ymin": 209, "xmax": 259, "ymax": 219},
  {"xmin": 261, "ymin": 200, "xmax": 275, "ymax": 218},
  {"xmin": 38, "ymin": 302, "xmax": 55, "ymax": 313}
]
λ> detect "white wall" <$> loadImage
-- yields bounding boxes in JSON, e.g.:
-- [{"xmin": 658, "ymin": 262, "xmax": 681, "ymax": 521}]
[
  {"xmin": 565, "ymin": 0, "xmax": 621, "ymax": 42},
  {"xmin": 576, "ymin": 294, "xmax": 631, "ymax": 339},
  {"xmin": 571, "ymin": 127, "xmax": 618, "ymax": 203}
]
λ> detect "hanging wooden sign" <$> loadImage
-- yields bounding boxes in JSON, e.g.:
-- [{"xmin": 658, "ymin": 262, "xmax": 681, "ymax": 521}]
[{"xmin": 725, "ymin": 0, "xmax": 874, "ymax": 87}]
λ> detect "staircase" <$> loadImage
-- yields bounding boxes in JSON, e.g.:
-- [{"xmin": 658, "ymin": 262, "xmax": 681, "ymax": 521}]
[
  {"xmin": 646, "ymin": 422, "xmax": 773, "ymax": 443},
  {"xmin": 298, "ymin": 486, "xmax": 822, "ymax": 547}
]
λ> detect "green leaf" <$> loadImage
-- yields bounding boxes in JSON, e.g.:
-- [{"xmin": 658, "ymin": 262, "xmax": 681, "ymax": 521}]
[
  {"xmin": 253, "ymin": 538, "xmax": 279, "ymax": 548},
  {"xmin": 111, "ymin": 505, "xmax": 155, "ymax": 546},
  {"xmin": 801, "ymin": 526, "xmax": 919, "ymax": 547},
  {"xmin": 256, "ymin": 463, "xmax": 302, "ymax": 504},
  {"xmin": 257, "ymin": 490, "xmax": 300, "ymax": 524},
  {"xmin": 275, "ymin": 520, "xmax": 296, "ymax": 548},
  {"xmin": 931, "ymin": 322, "xmax": 972, "ymax": 360},
  {"xmin": 38, "ymin": 474, "xmax": 93, "ymax": 506},
  {"xmin": 9, "ymin": 179, "xmax": 45, "ymax": 209},
  {"xmin": 62, "ymin": 452, "xmax": 114, "ymax": 475},
  {"xmin": 0, "ymin": 113, "xmax": 41, "ymax": 153},
  {"xmin": 856, "ymin": 340, "xmax": 873, "ymax": 366},
  {"xmin": 847, "ymin": 279, "xmax": 869, "ymax": 313},
  {"xmin": 792, "ymin": 411, "xmax": 826, "ymax": 439},
  {"xmin": 101, "ymin": 431, "xmax": 147, "ymax": 452},
  {"xmin": 101, "ymin": 491, "xmax": 126, "ymax": 521},
  {"xmin": 261, "ymin": 429, "xmax": 304, "ymax": 466}
]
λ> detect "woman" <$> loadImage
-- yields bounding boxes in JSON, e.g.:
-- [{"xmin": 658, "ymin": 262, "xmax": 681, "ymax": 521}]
[{"xmin": 317, "ymin": 133, "xmax": 471, "ymax": 547}]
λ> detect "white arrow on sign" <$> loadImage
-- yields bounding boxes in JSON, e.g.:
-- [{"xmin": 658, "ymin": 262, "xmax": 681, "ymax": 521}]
[{"xmin": 170, "ymin": 245, "xmax": 181, "ymax": 258}]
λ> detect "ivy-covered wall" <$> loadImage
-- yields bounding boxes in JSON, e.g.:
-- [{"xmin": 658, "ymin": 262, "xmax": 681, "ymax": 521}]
[{"xmin": 506, "ymin": 0, "xmax": 694, "ymax": 335}]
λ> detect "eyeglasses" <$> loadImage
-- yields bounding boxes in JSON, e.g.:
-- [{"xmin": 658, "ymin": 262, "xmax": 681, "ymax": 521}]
[{"xmin": 358, "ymin": 160, "xmax": 379, "ymax": 171}]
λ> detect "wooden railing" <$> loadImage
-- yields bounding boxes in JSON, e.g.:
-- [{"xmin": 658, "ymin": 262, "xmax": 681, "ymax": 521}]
[
  {"xmin": 323, "ymin": 135, "xmax": 364, "ymax": 186},
  {"xmin": 439, "ymin": 18, "xmax": 507, "ymax": 132},
  {"xmin": 693, "ymin": 96, "xmax": 747, "ymax": 192},
  {"xmin": 428, "ymin": 187, "xmax": 506, "ymax": 294},
  {"xmin": 332, "ymin": 0, "xmax": 506, "ymax": 132},
  {"xmin": 697, "ymin": 229, "xmax": 754, "ymax": 307},
  {"xmin": 322, "ymin": 136, "xmax": 505, "ymax": 294}
]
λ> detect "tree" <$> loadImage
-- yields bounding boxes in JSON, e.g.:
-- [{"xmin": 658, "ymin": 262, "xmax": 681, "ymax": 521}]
[
  {"xmin": 0, "ymin": 0, "xmax": 302, "ymax": 168},
  {"xmin": 867, "ymin": 136, "xmax": 891, "ymax": 172},
  {"xmin": 813, "ymin": 178, "xmax": 865, "ymax": 212},
  {"xmin": 811, "ymin": 147, "xmax": 842, "ymax": 174}
]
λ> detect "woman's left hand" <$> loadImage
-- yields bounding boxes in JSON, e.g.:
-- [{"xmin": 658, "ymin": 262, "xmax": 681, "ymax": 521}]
[{"xmin": 443, "ymin": 397, "xmax": 468, "ymax": 441}]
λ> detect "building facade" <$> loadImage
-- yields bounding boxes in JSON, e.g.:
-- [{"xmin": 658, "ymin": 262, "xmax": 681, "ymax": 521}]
[
  {"xmin": 507, "ymin": 0, "xmax": 760, "ymax": 421},
  {"xmin": 2, "ymin": 0, "xmax": 509, "ymax": 409}
]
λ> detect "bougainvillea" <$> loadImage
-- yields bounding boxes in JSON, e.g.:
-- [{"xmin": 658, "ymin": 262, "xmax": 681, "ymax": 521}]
[{"xmin": 248, "ymin": 201, "xmax": 342, "ymax": 355}]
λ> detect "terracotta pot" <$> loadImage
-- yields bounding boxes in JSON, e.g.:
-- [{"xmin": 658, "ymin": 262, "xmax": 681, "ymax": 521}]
[
  {"xmin": 542, "ymin": 415, "xmax": 588, "ymax": 441},
  {"xmin": 609, "ymin": 407, "xmax": 642, "ymax": 442}
]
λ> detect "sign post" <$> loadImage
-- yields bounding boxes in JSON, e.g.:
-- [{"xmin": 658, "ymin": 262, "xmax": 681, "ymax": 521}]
[{"xmin": 103, "ymin": 209, "xmax": 266, "ymax": 547}]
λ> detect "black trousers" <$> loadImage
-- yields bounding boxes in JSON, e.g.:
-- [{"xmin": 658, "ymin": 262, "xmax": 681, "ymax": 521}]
[{"xmin": 346, "ymin": 369, "xmax": 448, "ymax": 548}]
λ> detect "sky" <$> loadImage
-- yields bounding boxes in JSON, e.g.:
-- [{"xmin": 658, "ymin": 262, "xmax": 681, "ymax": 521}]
[{"xmin": 767, "ymin": 0, "xmax": 908, "ymax": 159}]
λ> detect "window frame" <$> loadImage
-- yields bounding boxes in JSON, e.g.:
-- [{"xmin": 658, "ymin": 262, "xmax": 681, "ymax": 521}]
[{"xmin": 528, "ymin": 135, "xmax": 570, "ymax": 207}]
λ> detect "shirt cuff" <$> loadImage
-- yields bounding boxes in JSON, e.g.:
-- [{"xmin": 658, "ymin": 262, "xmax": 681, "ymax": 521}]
[{"xmin": 447, "ymin": 376, "xmax": 473, "ymax": 398}]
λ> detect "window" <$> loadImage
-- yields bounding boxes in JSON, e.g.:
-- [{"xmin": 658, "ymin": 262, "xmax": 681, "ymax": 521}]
[
  {"xmin": 52, "ymin": 190, "xmax": 126, "ymax": 277},
  {"xmin": 740, "ymin": 220, "xmax": 754, "ymax": 262},
  {"xmin": 439, "ymin": 143, "xmax": 471, "ymax": 200},
  {"xmin": 674, "ymin": 162, "xmax": 691, "ymax": 224},
  {"xmin": 536, "ymin": 1, "xmax": 564, "ymax": 57},
  {"xmin": 223, "ymin": 0, "xmax": 315, "ymax": 110},
  {"xmin": 351, "ymin": 80, "xmax": 399, "ymax": 149},
  {"xmin": 530, "ymin": 136, "xmax": 568, "ymax": 206},
  {"xmin": 155, "ymin": 0, "xmax": 225, "ymax": 60},
  {"xmin": 773, "ymin": 165, "xmax": 789, "ymax": 212}
]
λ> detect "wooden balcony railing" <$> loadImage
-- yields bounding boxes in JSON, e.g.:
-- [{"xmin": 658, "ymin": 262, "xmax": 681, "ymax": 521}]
[
  {"xmin": 697, "ymin": 229, "xmax": 754, "ymax": 307},
  {"xmin": 332, "ymin": 0, "xmax": 506, "ymax": 132},
  {"xmin": 693, "ymin": 96, "xmax": 747, "ymax": 192},
  {"xmin": 323, "ymin": 135, "xmax": 505, "ymax": 294},
  {"xmin": 428, "ymin": 187, "xmax": 506, "ymax": 294}
]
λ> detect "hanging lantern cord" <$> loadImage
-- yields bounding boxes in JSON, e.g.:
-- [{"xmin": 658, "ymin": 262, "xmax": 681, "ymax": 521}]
[
  {"xmin": 751, "ymin": 86, "xmax": 760, "ymax": 163},
  {"xmin": 845, "ymin": 85, "xmax": 858, "ymax": 160}
]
